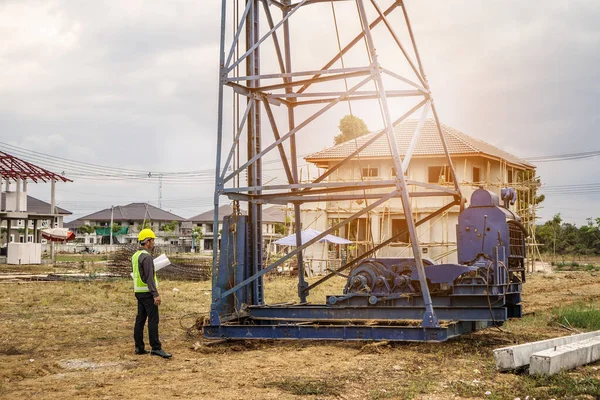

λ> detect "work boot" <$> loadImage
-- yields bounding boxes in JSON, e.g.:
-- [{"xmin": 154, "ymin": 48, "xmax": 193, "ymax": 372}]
[
  {"xmin": 151, "ymin": 349, "xmax": 172, "ymax": 358},
  {"xmin": 135, "ymin": 348, "xmax": 150, "ymax": 355}
]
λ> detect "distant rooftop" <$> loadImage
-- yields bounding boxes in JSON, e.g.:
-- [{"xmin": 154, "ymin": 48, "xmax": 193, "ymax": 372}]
[
  {"xmin": 74, "ymin": 203, "xmax": 185, "ymax": 223},
  {"xmin": 189, "ymin": 205, "xmax": 286, "ymax": 224}
]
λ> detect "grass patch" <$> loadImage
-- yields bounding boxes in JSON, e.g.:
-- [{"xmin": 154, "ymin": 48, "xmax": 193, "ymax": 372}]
[
  {"xmin": 525, "ymin": 373, "xmax": 600, "ymax": 398},
  {"xmin": 265, "ymin": 376, "xmax": 343, "ymax": 396},
  {"xmin": 552, "ymin": 302, "xmax": 600, "ymax": 330},
  {"xmin": 450, "ymin": 373, "xmax": 600, "ymax": 400}
]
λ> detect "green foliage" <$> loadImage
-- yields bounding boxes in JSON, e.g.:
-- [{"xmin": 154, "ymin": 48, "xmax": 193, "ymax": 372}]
[
  {"xmin": 111, "ymin": 223, "xmax": 123, "ymax": 234},
  {"xmin": 552, "ymin": 302, "xmax": 600, "ymax": 331},
  {"xmin": 274, "ymin": 223, "xmax": 285, "ymax": 235},
  {"xmin": 334, "ymin": 115, "xmax": 369, "ymax": 144},
  {"xmin": 77, "ymin": 225, "xmax": 95, "ymax": 235},
  {"xmin": 161, "ymin": 220, "xmax": 178, "ymax": 233},
  {"xmin": 192, "ymin": 227, "xmax": 204, "ymax": 240},
  {"xmin": 537, "ymin": 213, "xmax": 600, "ymax": 256},
  {"xmin": 141, "ymin": 220, "xmax": 152, "ymax": 230}
]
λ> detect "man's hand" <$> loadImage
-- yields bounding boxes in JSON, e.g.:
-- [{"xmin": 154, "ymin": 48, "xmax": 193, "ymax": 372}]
[{"xmin": 154, "ymin": 296, "xmax": 162, "ymax": 306}]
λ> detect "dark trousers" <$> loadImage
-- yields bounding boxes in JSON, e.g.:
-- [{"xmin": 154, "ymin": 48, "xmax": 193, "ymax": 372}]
[{"xmin": 134, "ymin": 293, "xmax": 161, "ymax": 351}]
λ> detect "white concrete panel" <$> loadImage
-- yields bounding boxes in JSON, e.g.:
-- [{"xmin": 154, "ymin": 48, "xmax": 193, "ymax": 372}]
[
  {"xmin": 7, "ymin": 243, "xmax": 42, "ymax": 265},
  {"xmin": 494, "ymin": 330, "xmax": 600, "ymax": 370},
  {"xmin": 530, "ymin": 336, "xmax": 600, "ymax": 376}
]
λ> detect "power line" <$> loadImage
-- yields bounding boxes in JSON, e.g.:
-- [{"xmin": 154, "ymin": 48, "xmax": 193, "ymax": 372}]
[
  {"xmin": 0, "ymin": 141, "xmax": 308, "ymax": 184},
  {"xmin": 525, "ymin": 150, "xmax": 600, "ymax": 163}
]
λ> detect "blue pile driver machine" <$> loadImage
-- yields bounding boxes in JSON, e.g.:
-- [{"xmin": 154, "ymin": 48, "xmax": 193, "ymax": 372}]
[{"xmin": 205, "ymin": 0, "xmax": 526, "ymax": 342}]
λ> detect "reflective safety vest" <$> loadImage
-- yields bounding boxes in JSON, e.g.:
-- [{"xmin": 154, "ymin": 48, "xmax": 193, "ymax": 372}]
[{"xmin": 132, "ymin": 249, "xmax": 158, "ymax": 293}]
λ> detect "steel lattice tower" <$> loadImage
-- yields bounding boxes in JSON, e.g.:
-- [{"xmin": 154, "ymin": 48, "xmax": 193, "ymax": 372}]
[{"xmin": 212, "ymin": 0, "xmax": 462, "ymax": 328}]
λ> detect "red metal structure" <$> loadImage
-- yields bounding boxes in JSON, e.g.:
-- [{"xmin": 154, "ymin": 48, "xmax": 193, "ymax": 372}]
[{"xmin": 0, "ymin": 151, "xmax": 71, "ymax": 183}]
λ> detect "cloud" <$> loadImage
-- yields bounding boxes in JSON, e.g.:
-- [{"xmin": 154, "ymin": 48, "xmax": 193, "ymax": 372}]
[{"xmin": 0, "ymin": 0, "xmax": 598, "ymax": 224}]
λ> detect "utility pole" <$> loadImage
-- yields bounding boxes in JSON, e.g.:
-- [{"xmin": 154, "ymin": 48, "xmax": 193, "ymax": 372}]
[
  {"xmin": 50, "ymin": 179, "xmax": 56, "ymax": 262},
  {"xmin": 158, "ymin": 174, "xmax": 163, "ymax": 209},
  {"xmin": 110, "ymin": 205, "xmax": 114, "ymax": 247}
]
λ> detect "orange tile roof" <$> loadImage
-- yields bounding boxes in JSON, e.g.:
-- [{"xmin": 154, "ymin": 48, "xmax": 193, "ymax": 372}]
[{"xmin": 305, "ymin": 119, "xmax": 534, "ymax": 169}]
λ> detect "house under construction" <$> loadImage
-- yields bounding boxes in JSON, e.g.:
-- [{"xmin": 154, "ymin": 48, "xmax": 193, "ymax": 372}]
[{"xmin": 300, "ymin": 118, "xmax": 540, "ymax": 274}]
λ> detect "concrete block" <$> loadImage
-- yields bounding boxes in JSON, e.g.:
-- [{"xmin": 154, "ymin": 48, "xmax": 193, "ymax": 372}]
[
  {"xmin": 494, "ymin": 331, "xmax": 600, "ymax": 370},
  {"xmin": 530, "ymin": 336, "xmax": 600, "ymax": 375},
  {"xmin": 7, "ymin": 243, "xmax": 42, "ymax": 265}
]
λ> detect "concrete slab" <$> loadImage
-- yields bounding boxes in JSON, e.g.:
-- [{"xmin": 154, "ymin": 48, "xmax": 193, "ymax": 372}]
[
  {"xmin": 529, "ymin": 336, "xmax": 600, "ymax": 375},
  {"xmin": 494, "ymin": 330, "xmax": 600, "ymax": 370}
]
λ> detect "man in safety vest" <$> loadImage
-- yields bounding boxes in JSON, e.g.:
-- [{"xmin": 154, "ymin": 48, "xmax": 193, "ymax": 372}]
[{"xmin": 132, "ymin": 228, "xmax": 172, "ymax": 358}]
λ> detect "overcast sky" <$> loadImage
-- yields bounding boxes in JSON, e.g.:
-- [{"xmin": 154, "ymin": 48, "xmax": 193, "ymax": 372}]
[{"xmin": 1, "ymin": 0, "xmax": 599, "ymax": 225}]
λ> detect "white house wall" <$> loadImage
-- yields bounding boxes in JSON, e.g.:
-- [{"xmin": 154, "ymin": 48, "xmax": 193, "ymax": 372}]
[{"xmin": 300, "ymin": 155, "xmax": 525, "ymax": 267}]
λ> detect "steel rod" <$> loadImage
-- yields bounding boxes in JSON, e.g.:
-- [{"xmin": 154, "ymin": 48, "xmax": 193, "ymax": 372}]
[
  {"xmin": 356, "ymin": 0, "xmax": 438, "ymax": 327},
  {"xmin": 220, "ymin": 99, "xmax": 254, "ymax": 181},
  {"xmin": 212, "ymin": 0, "xmax": 228, "ymax": 293},
  {"xmin": 297, "ymin": 1, "xmax": 399, "ymax": 94},
  {"xmin": 304, "ymin": 200, "xmax": 460, "ymax": 293},
  {"xmin": 262, "ymin": 97, "xmax": 295, "ymax": 184},
  {"xmin": 222, "ymin": 73, "xmax": 373, "ymax": 185},
  {"xmin": 214, "ymin": 190, "xmax": 398, "ymax": 304},
  {"xmin": 228, "ymin": 0, "xmax": 308, "ymax": 72},
  {"xmin": 400, "ymin": 2, "xmax": 463, "ymax": 200}
]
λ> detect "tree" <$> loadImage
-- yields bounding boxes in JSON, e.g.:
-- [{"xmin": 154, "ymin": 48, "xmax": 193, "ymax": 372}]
[
  {"xmin": 274, "ymin": 223, "xmax": 286, "ymax": 235},
  {"xmin": 161, "ymin": 221, "xmax": 179, "ymax": 233},
  {"xmin": 141, "ymin": 220, "xmax": 152, "ymax": 230},
  {"xmin": 192, "ymin": 227, "xmax": 204, "ymax": 242},
  {"xmin": 111, "ymin": 224, "xmax": 123, "ymax": 234},
  {"xmin": 78, "ymin": 225, "xmax": 95, "ymax": 235},
  {"xmin": 334, "ymin": 115, "xmax": 369, "ymax": 145}
]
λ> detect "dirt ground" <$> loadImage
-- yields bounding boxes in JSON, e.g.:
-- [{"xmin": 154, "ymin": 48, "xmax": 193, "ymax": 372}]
[{"xmin": 1, "ymin": 264, "xmax": 599, "ymax": 400}]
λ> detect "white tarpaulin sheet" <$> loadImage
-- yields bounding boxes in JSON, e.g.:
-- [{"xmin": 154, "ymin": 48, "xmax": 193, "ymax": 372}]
[{"xmin": 274, "ymin": 228, "xmax": 352, "ymax": 246}]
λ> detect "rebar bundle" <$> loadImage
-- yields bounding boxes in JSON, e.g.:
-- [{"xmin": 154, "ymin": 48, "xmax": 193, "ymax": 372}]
[{"xmin": 107, "ymin": 245, "xmax": 211, "ymax": 281}]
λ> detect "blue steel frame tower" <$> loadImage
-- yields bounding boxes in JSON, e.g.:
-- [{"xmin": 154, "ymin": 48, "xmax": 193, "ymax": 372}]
[{"xmin": 211, "ymin": 0, "xmax": 464, "ymax": 333}]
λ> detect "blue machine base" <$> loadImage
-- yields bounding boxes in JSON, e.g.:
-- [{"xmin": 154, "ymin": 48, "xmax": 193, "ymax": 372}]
[{"xmin": 204, "ymin": 319, "xmax": 495, "ymax": 342}]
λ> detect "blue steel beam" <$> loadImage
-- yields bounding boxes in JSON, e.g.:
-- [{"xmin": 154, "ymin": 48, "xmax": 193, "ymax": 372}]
[
  {"xmin": 247, "ymin": 305, "xmax": 507, "ymax": 322},
  {"xmin": 204, "ymin": 321, "xmax": 487, "ymax": 342}
]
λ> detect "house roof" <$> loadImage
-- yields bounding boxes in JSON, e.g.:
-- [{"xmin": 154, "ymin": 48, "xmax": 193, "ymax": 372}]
[
  {"xmin": 64, "ymin": 219, "xmax": 84, "ymax": 229},
  {"xmin": 188, "ymin": 205, "xmax": 247, "ymax": 223},
  {"xmin": 75, "ymin": 203, "xmax": 185, "ymax": 223},
  {"xmin": 305, "ymin": 119, "xmax": 535, "ymax": 169},
  {"xmin": 188, "ymin": 205, "xmax": 286, "ymax": 224},
  {"xmin": 1, "ymin": 194, "xmax": 71, "ymax": 215},
  {"xmin": 262, "ymin": 205, "xmax": 286, "ymax": 224}
]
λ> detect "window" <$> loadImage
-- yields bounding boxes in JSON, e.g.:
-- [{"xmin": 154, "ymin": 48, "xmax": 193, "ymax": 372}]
[
  {"xmin": 390, "ymin": 167, "xmax": 409, "ymax": 178},
  {"xmin": 507, "ymin": 170, "xmax": 513, "ymax": 184},
  {"xmin": 472, "ymin": 167, "xmax": 481, "ymax": 183},
  {"xmin": 205, "ymin": 223, "xmax": 214, "ymax": 233},
  {"xmin": 428, "ymin": 166, "xmax": 454, "ymax": 184},
  {"xmin": 361, "ymin": 167, "xmax": 379, "ymax": 178},
  {"xmin": 347, "ymin": 218, "xmax": 369, "ymax": 242},
  {"xmin": 204, "ymin": 239, "xmax": 213, "ymax": 250},
  {"xmin": 9, "ymin": 235, "xmax": 14, "ymax": 243},
  {"xmin": 27, "ymin": 235, "xmax": 33, "ymax": 243},
  {"xmin": 391, "ymin": 219, "xmax": 409, "ymax": 243}
]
